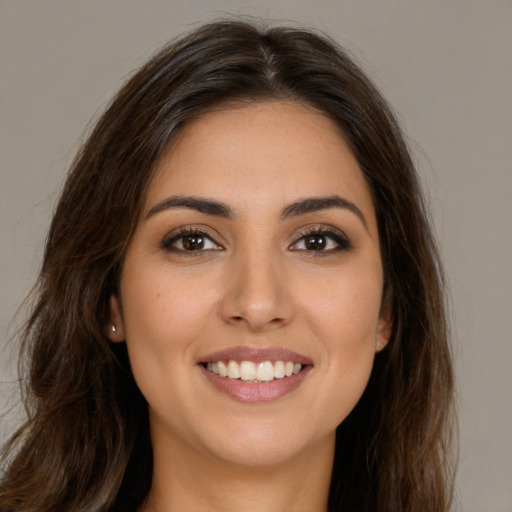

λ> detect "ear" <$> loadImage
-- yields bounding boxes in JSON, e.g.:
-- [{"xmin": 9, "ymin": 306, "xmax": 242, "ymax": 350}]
[
  {"xmin": 107, "ymin": 294, "xmax": 125, "ymax": 343},
  {"xmin": 375, "ymin": 294, "xmax": 393, "ymax": 353}
]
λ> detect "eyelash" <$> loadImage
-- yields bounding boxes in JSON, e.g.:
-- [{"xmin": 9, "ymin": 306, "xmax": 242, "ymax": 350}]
[
  {"xmin": 290, "ymin": 226, "xmax": 352, "ymax": 254},
  {"xmin": 161, "ymin": 226, "xmax": 352, "ymax": 255},
  {"xmin": 162, "ymin": 227, "xmax": 222, "ymax": 254}
]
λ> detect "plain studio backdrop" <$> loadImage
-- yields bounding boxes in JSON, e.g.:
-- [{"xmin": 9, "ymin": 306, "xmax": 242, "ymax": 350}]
[{"xmin": 1, "ymin": 1, "xmax": 511, "ymax": 511}]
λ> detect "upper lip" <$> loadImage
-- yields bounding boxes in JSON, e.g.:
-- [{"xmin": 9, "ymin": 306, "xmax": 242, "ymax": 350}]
[{"xmin": 198, "ymin": 346, "xmax": 313, "ymax": 365}]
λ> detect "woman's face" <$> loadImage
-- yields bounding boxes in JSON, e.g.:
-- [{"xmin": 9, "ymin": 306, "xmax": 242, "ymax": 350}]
[{"xmin": 109, "ymin": 100, "xmax": 391, "ymax": 468}]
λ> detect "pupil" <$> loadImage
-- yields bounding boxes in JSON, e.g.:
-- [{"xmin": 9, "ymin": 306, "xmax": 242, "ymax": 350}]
[
  {"xmin": 305, "ymin": 235, "xmax": 326, "ymax": 250},
  {"xmin": 183, "ymin": 234, "xmax": 204, "ymax": 250}
]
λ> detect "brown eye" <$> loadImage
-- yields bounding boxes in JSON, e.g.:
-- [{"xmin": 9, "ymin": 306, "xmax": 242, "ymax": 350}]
[
  {"xmin": 304, "ymin": 234, "xmax": 327, "ymax": 250},
  {"xmin": 181, "ymin": 234, "xmax": 205, "ymax": 251},
  {"xmin": 290, "ymin": 228, "xmax": 351, "ymax": 253},
  {"xmin": 162, "ymin": 229, "xmax": 222, "ymax": 252}
]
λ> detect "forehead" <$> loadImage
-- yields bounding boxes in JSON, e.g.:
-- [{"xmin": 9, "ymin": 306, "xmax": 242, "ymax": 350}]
[{"xmin": 145, "ymin": 100, "xmax": 376, "ymax": 229}]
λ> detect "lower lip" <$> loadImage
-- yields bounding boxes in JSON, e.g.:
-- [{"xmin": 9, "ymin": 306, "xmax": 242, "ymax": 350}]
[{"xmin": 199, "ymin": 365, "xmax": 312, "ymax": 403}]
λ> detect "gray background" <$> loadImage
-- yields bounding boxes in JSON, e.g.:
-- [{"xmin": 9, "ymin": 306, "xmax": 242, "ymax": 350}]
[{"xmin": 1, "ymin": 1, "xmax": 511, "ymax": 510}]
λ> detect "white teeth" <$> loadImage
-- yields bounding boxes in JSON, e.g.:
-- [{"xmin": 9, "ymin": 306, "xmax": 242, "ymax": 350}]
[
  {"xmin": 240, "ymin": 361, "xmax": 257, "ymax": 381},
  {"xmin": 274, "ymin": 360, "xmax": 285, "ymax": 379},
  {"xmin": 205, "ymin": 359, "xmax": 304, "ymax": 382},
  {"xmin": 218, "ymin": 360, "xmax": 228, "ymax": 377},
  {"xmin": 227, "ymin": 360, "xmax": 240, "ymax": 379},
  {"xmin": 257, "ymin": 361, "xmax": 274, "ymax": 382}
]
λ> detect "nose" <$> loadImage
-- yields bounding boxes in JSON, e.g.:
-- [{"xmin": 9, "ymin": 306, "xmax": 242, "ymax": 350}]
[{"xmin": 219, "ymin": 248, "xmax": 294, "ymax": 332}]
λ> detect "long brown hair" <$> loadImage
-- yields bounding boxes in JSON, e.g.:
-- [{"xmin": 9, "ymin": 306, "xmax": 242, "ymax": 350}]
[{"xmin": 1, "ymin": 20, "xmax": 456, "ymax": 512}]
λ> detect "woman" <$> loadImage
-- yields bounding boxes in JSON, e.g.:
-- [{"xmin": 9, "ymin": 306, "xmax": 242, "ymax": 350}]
[{"xmin": 0, "ymin": 20, "xmax": 456, "ymax": 512}]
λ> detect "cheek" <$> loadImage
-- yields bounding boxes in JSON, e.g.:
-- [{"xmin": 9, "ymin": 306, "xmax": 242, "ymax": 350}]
[
  {"xmin": 121, "ymin": 263, "xmax": 218, "ymax": 341},
  {"xmin": 299, "ymin": 263, "xmax": 383, "ymax": 346},
  {"xmin": 118, "ymin": 268, "xmax": 215, "ymax": 411},
  {"xmin": 296, "ymin": 267, "xmax": 382, "ymax": 426},
  {"xmin": 118, "ymin": 264, "xmax": 225, "ymax": 403}
]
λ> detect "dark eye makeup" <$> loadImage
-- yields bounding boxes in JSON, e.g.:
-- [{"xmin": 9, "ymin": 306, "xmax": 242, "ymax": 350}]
[
  {"xmin": 162, "ymin": 227, "xmax": 223, "ymax": 254},
  {"xmin": 289, "ymin": 226, "xmax": 352, "ymax": 254},
  {"xmin": 161, "ymin": 225, "xmax": 352, "ymax": 255}
]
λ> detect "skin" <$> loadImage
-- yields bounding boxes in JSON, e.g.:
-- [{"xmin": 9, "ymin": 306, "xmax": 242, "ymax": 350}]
[{"xmin": 109, "ymin": 100, "xmax": 392, "ymax": 512}]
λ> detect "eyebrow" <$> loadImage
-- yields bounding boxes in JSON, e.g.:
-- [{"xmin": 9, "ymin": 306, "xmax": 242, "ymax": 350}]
[
  {"xmin": 281, "ymin": 195, "xmax": 368, "ymax": 230},
  {"xmin": 145, "ymin": 194, "xmax": 367, "ymax": 229},
  {"xmin": 146, "ymin": 195, "xmax": 234, "ymax": 220}
]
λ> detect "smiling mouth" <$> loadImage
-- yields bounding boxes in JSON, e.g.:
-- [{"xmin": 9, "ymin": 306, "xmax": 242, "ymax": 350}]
[
  {"xmin": 198, "ymin": 347, "xmax": 313, "ymax": 402},
  {"xmin": 203, "ymin": 360, "xmax": 305, "ymax": 383}
]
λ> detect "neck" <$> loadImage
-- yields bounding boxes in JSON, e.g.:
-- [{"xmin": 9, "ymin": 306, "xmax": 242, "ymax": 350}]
[{"xmin": 142, "ymin": 430, "xmax": 334, "ymax": 512}]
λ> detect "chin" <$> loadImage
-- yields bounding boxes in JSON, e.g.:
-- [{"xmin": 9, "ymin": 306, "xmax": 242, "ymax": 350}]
[{"xmin": 199, "ymin": 417, "xmax": 333, "ymax": 469}]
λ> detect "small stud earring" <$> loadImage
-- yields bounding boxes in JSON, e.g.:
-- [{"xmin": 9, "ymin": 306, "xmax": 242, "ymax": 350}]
[{"xmin": 111, "ymin": 325, "xmax": 116, "ymax": 333}]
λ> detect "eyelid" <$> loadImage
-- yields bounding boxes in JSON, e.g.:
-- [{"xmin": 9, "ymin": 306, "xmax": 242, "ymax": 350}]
[
  {"xmin": 289, "ymin": 224, "xmax": 352, "ymax": 252},
  {"xmin": 162, "ymin": 226, "xmax": 224, "ymax": 252}
]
